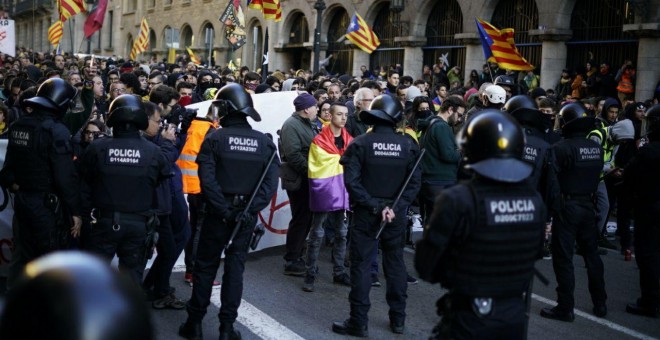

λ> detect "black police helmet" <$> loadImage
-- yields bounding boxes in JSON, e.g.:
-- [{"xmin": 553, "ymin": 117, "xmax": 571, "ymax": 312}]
[
  {"xmin": 212, "ymin": 83, "xmax": 261, "ymax": 122},
  {"xmin": 25, "ymin": 78, "xmax": 77, "ymax": 114},
  {"xmin": 559, "ymin": 102, "xmax": 596, "ymax": 133},
  {"xmin": 107, "ymin": 94, "xmax": 148, "ymax": 130},
  {"xmin": 0, "ymin": 252, "xmax": 153, "ymax": 340},
  {"xmin": 644, "ymin": 104, "xmax": 660, "ymax": 138},
  {"xmin": 494, "ymin": 75, "xmax": 515, "ymax": 87},
  {"xmin": 359, "ymin": 94, "xmax": 403, "ymax": 125},
  {"xmin": 505, "ymin": 95, "xmax": 547, "ymax": 131},
  {"xmin": 457, "ymin": 109, "xmax": 532, "ymax": 182}
]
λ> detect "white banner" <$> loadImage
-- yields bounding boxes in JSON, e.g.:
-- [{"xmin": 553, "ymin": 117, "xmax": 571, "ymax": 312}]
[
  {"xmin": 0, "ymin": 91, "xmax": 299, "ymax": 276},
  {"xmin": 187, "ymin": 91, "xmax": 297, "ymax": 251},
  {"xmin": 0, "ymin": 140, "xmax": 13, "ymax": 276},
  {"xmin": 0, "ymin": 19, "xmax": 15, "ymax": 57}
]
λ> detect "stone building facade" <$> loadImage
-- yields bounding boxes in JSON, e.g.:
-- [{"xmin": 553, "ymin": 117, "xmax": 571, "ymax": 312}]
[{"xmin": 7, "ymin": 0, "xmax": 660, "ymax": 100}]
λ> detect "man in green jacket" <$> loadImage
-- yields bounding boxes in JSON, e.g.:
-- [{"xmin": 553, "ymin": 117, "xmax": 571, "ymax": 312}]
[
  {"xmin": 420, "ymin": 96, "xmax": 466, "ymax": 222},
  {"xmin": 280, "ymin": 92, "xmax": 320, "ymax": 275}
]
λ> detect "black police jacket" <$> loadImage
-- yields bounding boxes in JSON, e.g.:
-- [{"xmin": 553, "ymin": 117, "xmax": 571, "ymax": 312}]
[
  {"xmin": 196, "ymin": 116, "xmax": 280, "ymax": 217},
  {"xmin": 415, "ymin": 177, "xmax": 545, "ymax": 297},
  {"xmin": 624, "ymin": 141, "xmax": 660, "ymax": 209},
  {"xmin": 340, "ymin": 124, "xmax": 421, "ymax": 213},
  {"xmin": 79, "ymin": 130, "xmax": 169, "ymax": 215},
  {"xmin": 552, "ymin": 133, "xmax": 604, "ymax": 196},
  {"xmin": 1, "ymin": 112, "xmax": 81, "ymax": 216}
]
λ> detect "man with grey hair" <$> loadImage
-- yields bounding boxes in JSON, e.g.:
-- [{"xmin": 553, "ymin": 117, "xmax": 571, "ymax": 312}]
[{"xmin": 346, "ymin": 87, "xmax": 374, "ymax": 137}]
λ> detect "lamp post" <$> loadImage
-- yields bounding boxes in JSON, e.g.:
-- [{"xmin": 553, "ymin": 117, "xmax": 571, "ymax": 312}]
[{"xmin": 312, "ymin": 0, "xmax": 325, "ymax": 74}]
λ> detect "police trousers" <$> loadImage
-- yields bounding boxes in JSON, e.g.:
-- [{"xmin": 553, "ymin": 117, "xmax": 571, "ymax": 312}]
[
  {"xmin": 551, "ymin": 197, "xmax": 607, "ymax": 310},
  {"xmin": 348, "ymin": 206, "xmax": 407, "ymax": 327},
  {"xmin": 8, "ymin": 192, "xmax": 60, "ymax": 289},
  {"xmin": 186, "ymin": 212, "xmax": 255, "ymax": 326},
  {"xmin": 633, "ymin": 203, "xmax": 660, "ymax": 308},
  {"xmin": 85, "ymin": 213, "xmax": 148, "ymax": 285},
  {"xmin": 433, "ymin": 295, "xmax": 526, "ymax": 340}
]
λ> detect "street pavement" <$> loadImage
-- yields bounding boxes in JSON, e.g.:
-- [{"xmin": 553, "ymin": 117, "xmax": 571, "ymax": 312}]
[{"xmin": 151, "ymin": 242, "xmax": 660, "ymax": 340}]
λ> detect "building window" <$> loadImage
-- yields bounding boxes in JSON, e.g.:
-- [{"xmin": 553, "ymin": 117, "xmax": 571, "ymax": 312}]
[
  {"xmin": 107, "ymin": 11, "xmax": 113, "ymax": 48},
  {"xmin": 164, "ymin": 27, "xmax": 180, "ymax": 49}
]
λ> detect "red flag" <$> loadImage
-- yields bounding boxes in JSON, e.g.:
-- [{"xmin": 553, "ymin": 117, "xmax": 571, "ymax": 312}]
[{"xmin": 84, "ymin": 0, "xmax": 108, "ymax": 39}]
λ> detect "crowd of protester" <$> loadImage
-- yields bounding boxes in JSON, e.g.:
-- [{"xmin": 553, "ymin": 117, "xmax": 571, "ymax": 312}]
[{"xmin": 1, "ymin": 45, "xmax": 659, "ymax": 318}]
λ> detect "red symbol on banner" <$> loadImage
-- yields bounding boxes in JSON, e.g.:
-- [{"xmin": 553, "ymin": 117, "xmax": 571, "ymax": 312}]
[
  {"xmin": 258, "ymin": 191, "xmax": 290, "ymax": 234},
  {"xmin": 0, "ymin": 31, "xmax": 6, "ymax": 41}
]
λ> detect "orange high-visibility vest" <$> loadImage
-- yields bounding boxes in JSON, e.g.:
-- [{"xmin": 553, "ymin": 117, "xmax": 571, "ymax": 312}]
[
  {"xmin": 177, "ymin": 119, "xmax": 215, "ymax": 194},
  {"xmin": 616, "ymin": 69, "xmax": 635, "ymax": 94}
]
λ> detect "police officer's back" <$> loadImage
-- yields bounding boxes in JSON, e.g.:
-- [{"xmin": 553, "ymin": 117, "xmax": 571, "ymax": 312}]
[
  {"xmin": 180, "ymin": 83, "xmax": 279, "ymax": 340},
  {"xmin": 541, "ymin": 102, "xmax": 607, "ymax": 322},
  {"xmin": 0, "ymin": 78, "xmax": 82, "ymax": 289},
  {"xmin": 415, "ymin": 109, "xmax": 545, "ymax": 339},
  {"xmin": 78, "ymin": 94, "xmax": 169, "ymax": 284},
  {"xmin": 332, "ymin": 94, "xmax": 421, "ymax": 337}
]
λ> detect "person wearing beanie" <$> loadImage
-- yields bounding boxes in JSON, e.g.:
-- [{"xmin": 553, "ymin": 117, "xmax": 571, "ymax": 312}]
[
  {"xmin": 280, "ymin": 92, "xmax": 320, "ymax": 276},
  {"xmin": 530, "ymin": 87, "xmax": 547, "ymax": 107}
]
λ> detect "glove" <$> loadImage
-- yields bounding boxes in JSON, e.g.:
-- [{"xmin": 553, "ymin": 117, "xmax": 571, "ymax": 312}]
[
  {"xmin": 180, "ymin": 110, "xmax": 196, "ymax": 135},
  {"xmin": 223, "ymin": 208, "xmax": 254, "ymax": 226}
]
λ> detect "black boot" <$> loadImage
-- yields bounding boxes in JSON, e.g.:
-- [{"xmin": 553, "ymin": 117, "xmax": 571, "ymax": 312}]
[
  {"xmin": 626, "ymin": 300, "xmax": 659, "ymax": 318},
  {"xmin": 178, "ymin": 320, "xmax": 203, "ymax": 340},
  {"xmin": 540, "ymin": 307, "xmax": 575, "ymax": 322},
  {"xmin": 219, "ymin": 324, "xmax": 242, "ymax": 340},
  {"xmin": 332, "ymin": 319, "xmax": 368, "ymax": 337}
]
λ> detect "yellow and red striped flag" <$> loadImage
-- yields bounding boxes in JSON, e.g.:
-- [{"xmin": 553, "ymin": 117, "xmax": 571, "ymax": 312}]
[
  {"xmin": 57, "ymin": 0, "xmax": 86, "ymax": 22},
  {"xmin": 130, "ymin": 18, "xmax": 150, "ymax": 60},
  {"xmin": 475, "ymin": 18, "xmax": 534, "ymax": 71},
  {"xmin": 186, "ymin": 47, "xmax": 202, "ymax": 65},
  {"xmin": 345, "ymin": 13, "xmax": 380, "ymax": 54},
  {"xmin": 248, "ymin": 0, "xmax": 282, "ymax": 22},
  {"xmin": 48, "ymin": 21, "xmax": 64, "ymax": 47}
]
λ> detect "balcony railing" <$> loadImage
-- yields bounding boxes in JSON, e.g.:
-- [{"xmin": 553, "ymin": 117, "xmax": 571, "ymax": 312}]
[{"xmin": 13, "ymin": 0, "xmax": 53, "ymax": 17}]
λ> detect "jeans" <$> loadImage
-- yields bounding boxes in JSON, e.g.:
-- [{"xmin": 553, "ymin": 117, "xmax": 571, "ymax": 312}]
[
  {"xmin": 142, "ymin": 215, "xmax": 177, "ymax": 297},
  {"xmin": 306, "ymin": 210, "xmax": 348, "ymax": 277},
  {"xmin": 594, "ymin": 181, "xmax": 610, "ymax": 234},
  {"xmin": 284, "ymin": 179, "xmax": 313, "ymax": 262}
]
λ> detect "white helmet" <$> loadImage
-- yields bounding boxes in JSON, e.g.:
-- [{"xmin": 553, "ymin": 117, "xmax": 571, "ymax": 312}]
[{"xmin": 484, "ymin": 85, "xmax": 506, "ymax": 104}]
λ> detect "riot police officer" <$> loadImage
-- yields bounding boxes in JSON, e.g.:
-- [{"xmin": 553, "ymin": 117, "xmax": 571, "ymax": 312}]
[
  {"xmin": 332, "ymin": 94, "xmax": 421, "ymax": 337},
  {"xmin": 623, "ymin": 104, "xmax": 660, "ymax": 318},
  {"xmin": 415, "ymin": 109, "xmax": 545, "ymax": 339},
  {"xmin": 0, "ymin": 78, "xmax": 82, "ymax": 289},
  {"xmin": 0, "ymin": 252, "xmax": 153, "ymax": 340},
  {"xmin": 179, "ymin": 83, "xmax": 279, "ymax": 340},
  {"xmin": 505, "ymin": 95, "xmax": 559, "ymax": 205},
  {"xmin": 78, "ymin": 94, "xmax": 169, "ymax": 284},
  {"xmin": 541, "ymin": 102, "xmax": 608, "ymax": 322}
]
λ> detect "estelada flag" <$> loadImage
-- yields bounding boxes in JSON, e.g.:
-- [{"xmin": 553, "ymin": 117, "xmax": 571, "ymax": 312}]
[
  {"xmin": 345, "ymin": 13, "xmax": 380, "ymax": 54},
  {"xmin": 475, "ymin": 18, "xmax": 534, "ymax": 71}
]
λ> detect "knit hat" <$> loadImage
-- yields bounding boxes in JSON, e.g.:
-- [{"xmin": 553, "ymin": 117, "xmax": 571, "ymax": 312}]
[
  {"xmin": 530, "ymin": 87, "xmax": 547, "ymax": 100},
  {"xmin": 405, "ymin": 85, "xmax": 422, "ymax": 102},
  {"xmin": 293, "ymin": 92, "xmax": 317, "ymax": 111}
]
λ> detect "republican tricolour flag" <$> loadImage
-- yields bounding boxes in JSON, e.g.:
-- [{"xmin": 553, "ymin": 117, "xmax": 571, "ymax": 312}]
[
  {"xmin": 345, "ymin": 13, "xmax": 380, "ymax": 54},
  {"xmin": 247, "ymin": 0, "xmax": 282, "ymax": 22},
  {"xmin": 475, "ymin": 18, "xmax": 534, "ymax": 71},
  {"xmin": 307, "ymin": 126, "xmax": 353, "ymax": 212}
]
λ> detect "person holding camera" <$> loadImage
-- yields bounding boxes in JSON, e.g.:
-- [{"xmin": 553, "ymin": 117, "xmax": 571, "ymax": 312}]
[{"xmin": 179, "ymin": 83, "xmax": 279, "ymax": 340}]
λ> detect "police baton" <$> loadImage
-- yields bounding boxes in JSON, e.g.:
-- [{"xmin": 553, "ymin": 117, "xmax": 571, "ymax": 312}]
[
  {"xmin": 225, "ymin": 151, "xmax": 278, "ymax": 250},
  {"xmin": 375, "ymin": 149, "xmax": 426, "ymax": 240}
]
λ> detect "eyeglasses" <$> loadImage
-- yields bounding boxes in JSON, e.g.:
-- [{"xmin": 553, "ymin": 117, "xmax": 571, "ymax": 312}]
[
  {"xmin": 111, "ymin": 88, "xmax": 126, "ymax": 93},
  {"xmin": 84, "ymin": 130, "xmax": 100, "ymax": 136}
]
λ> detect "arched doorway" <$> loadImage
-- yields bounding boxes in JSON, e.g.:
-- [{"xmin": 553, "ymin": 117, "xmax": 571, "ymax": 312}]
[
  {"xmin": 286, "ymin": 12, "xmax": 311, "ymax": 71},
  {"xmin": 181, "ymin": 25, "xmax": 194, "ymax": 49},
  {"xmin": 245, "ymin": 22, "xmax": 263, "ymax": 71},
  {"xmin": 201, "ymin": 22, "xmax": 215, "ymax": 66},
  {"xmin": 126, "ymin": 35, "xmax": 134, "ymax": 59},
  {"xmin": 567, "ymin": 0, "xmax": 636, "ymax": 71},
  {"xmin": 370, "ymin": 4, "xmax": 405, "ymax": 75},
  {"xmin": 326, "ymin": 8, "xmax": 351, "ymax": 75},
  {"xmin": 149, "ymin": 29, "xmax": 157, "ymax": 59},
  {"xmin": 491, "ymin": 0, "xmax": 541, "ymax": 70},
  {"xmin": 423, "ymin": 0, "xmax": 464, "ymax": 74},
  {"xmin": 163, "ymin": 26, "xmax": 180, "ymax": 50}
]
